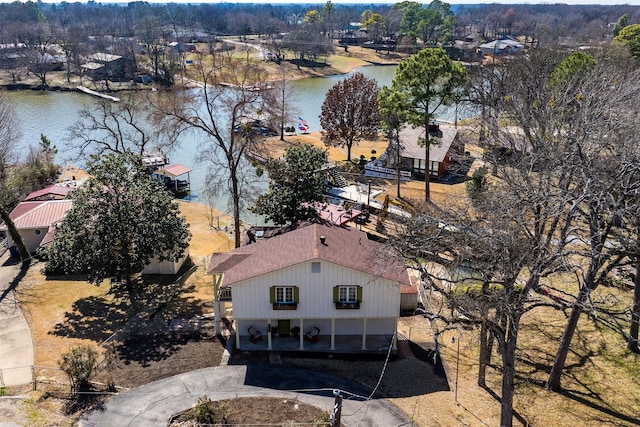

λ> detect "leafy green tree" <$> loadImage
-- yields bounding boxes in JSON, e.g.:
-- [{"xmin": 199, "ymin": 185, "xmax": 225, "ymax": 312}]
[
  {"xmin": 394, "ymin": 1, "xmax": 423, "ymax": 38},
  {"xmin": 612, "ymin": 13, "xmax": 628, "ymax": 38},
  {"xmin": 382, "ymin": 47, "xmax": 466, "ymax": 202},
  {"xmin": 361, "ymin": 10, "xmax": 385, "ymax": 44},
  {"xmin": 45, "ymin": 152, "xmax": 190, "ymax": 309},
  {"xmin": 418, "ymin": 0, "xmax": 454, "ymax": 46},
  {"xmin": 252, "ymin": 144, "xmax": 327, "ymax": 226},
  {"xmin": 614, "ymin": 23, "xmax": 640, "ymax": 58},
  {"xmin": 548, "ymin": 51, "xmax": 596, "ymax": 92},
  {"xmin": 320, "ymin": 72, "xmax": 382, "ymax": 163},
  {"xmin": 379, "ymin": 85, "xmax": 408, "ymax": 199}
]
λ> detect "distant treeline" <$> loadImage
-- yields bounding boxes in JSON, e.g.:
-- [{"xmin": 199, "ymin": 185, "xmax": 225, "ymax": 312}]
[{"xmin": 0, "ymin": 1, "xmax": 637, "ymax": 44}]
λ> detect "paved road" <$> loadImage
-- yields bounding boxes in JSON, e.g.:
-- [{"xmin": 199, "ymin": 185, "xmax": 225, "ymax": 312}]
[
  {"xmin": 79, "ymin": 364, "xmax": 412, "ymax": 426},
  {"xmin": 0, "ymin": 253, "xmax": 34, "ymax": 387}
]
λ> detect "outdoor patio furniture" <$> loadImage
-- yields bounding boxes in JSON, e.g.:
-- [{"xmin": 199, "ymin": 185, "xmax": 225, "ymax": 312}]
[
  {"xmin": 248, "ymin": 325, "xmax": 262, "ymax": 343},
  {"xmin": 291, "ymin": 326, "xmax": 300, "ymax": 339},
  {"xmin": 304, "ymin": 326, "xmax": 320, "ymax": 344}
]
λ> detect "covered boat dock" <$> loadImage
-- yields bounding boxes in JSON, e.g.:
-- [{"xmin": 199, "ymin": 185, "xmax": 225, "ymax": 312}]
[{"xmin": 152, "ymin": 164, "xmax": 192, "ymax": 197}]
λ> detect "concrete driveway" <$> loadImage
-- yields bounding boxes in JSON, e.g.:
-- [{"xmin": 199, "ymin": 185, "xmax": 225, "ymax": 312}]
[
  {"xmin": 0, "ymin": 254, "xmax": 34, "ymax": 387},
  {"xmin": 79, "ymin": 364, "xmax": 412, "ymax": 426}
]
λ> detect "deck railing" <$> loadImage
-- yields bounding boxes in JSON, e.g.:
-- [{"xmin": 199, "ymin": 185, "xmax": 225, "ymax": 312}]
[{"xmin": 0, "ymin": 237, "xmax": 7, "ymax": 257}]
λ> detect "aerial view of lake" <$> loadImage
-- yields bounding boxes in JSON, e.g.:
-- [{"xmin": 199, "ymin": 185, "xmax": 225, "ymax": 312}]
[{"xmin": 5, "ymin": 64, "xmax": 466, "ymax": 224}]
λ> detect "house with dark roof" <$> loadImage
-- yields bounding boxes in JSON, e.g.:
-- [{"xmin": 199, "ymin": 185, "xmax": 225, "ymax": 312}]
[
  {"xmin": 207, "ymin": 222, "xmax": 416, "ymax": 353},
  {"xmin": 82, "ymin": 52, "xmax": 133, "ymax": 81},
  {"xmin": 368, "ymin": 123, "xmax": 461, "ymax": 180}
]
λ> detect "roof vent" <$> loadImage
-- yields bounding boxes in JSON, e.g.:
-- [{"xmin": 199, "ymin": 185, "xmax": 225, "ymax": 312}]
[{"xmin": 320, "ymin": 235, "xmax": 327, "ymax": 245}]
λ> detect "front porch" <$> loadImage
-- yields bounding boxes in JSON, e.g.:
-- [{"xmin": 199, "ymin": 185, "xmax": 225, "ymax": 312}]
[
  {"xmin": 238, "ymin": 333, "xmax": 396, "ymax": 354},
  {"xmin": 235, "ymin": 329, "xmax": 397, "ymax": 355}
]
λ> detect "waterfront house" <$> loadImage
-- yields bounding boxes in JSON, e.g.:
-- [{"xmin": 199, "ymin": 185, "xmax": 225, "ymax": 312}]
[
  {"xmin": 207, "ymin": 222, "xmax": 416, "ymax": 353},
  {"xmin": 368, "ymin": 123, "xmax": 460, "ymax": 180},
  {"xmin": 0, "ymin": 200, "xmax": 73, "ymax": 254},
  {"xmin": 1, "ymin": 199, "xmax": 188, "ymax": 274}
]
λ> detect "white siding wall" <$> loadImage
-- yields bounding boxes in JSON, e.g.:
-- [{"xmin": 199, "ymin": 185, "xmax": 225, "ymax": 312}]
[
  {"xmin": 231, "ymin": 259, "xmax": 401, "ymax": 320},
  {"xmin": 142, "ymin": 249, "xmax": 189, "ymax": 275}
]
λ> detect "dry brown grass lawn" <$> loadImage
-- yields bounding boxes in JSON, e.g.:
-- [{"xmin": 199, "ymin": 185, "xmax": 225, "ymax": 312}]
[
  {"xmin": 12, "ymin": 199, "xmax": 234, "ymax": 424},
  {"xmin": 6, "ymin": 44, "xmax": 640, "ymax": 427}
]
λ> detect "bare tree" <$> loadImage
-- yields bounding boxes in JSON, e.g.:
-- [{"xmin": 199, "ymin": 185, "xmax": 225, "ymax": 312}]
[
  {"xmin": 66, "ymin": 93, "xmax": 180, "ymax": 161},
  {"xmin": 151, "ymin": 50, "xmax": 270, "ymax": 248},
  {"xmin": 544, "ymin": 58, "xmax": 640, "ymax": 392},
  {"xmin": 265, "ymin": 64, "xmax": 298, "ymax": 142},
  {"xmin": 18, "ymin": 22, "xmax": 56, "ymax": 88},
  {"xmin": 0, "ymin": 94, "xmax": 30, "ymax": 263},
  {"xmin": 390, "ymin": 50, "xmax": 640, "ymax": 427},
  {"xmin": 320, "ymin": 72, "xmax": 382, "ymax": 163}
]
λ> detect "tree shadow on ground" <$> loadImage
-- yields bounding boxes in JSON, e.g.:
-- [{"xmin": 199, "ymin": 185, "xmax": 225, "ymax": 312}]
[
  {"xmin": 513, "ymin": 320, "xmax": 640, "ymax": 425},
  {"xmin": 97, "ymin": 333, "xmax": 225, "ymax": 388},
  {"xmin": 51, "ymin": 274, "xmax": 207, "ymax": 345},
  {"xmin": 560, "ymin": 388, "xmax": 640, "ymax": 425},
  {"xmin": 113, "ymin": 332, "xmax": 200, "ymax": 366},
  {"xmin": 481, "ymin": 384, "xmax": 530, "ymax": 426},
  {"xmin": 0, "ymin": 259, "xmax": 29, "ymax": 304},
  {"xmin": 50, "ymin": 295, "xmax": 131, "ymax": 342}
]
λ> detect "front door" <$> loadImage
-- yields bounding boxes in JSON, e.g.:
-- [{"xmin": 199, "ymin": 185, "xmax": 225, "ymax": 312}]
[{"xmin": 277, "ymin": 319, "xmax": 291, "ymax": 337}]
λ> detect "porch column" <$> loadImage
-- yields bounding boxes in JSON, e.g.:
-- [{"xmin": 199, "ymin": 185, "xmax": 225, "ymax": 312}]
[
  {"xmin": 362, "ymin": 318, "xmax": 367, "ymax": 350},
  {"xmin": 235, "ymin": 319, "xmax": 241, "ymax": 350},
  {"xmin": 213, "ymin": 275, "xmax": 222, "ymax": 335},
  {"xmin": 267, "ymin": 318, "xmax": 272, "ymax": 350},
  {"xmin": 330, "ymin": 318, "xmax": 336, "ymax": 350},
  {"xmin": 299, "ymin": 318, "xmax": 304, "ymax": 350},
  {"xmin": 392, "ymin": 318, "xmax": 398, "ymax": 350}
]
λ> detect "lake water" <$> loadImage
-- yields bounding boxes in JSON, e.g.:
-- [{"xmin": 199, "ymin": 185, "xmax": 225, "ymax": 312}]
[{"xmin": 5, "ymin": 65, "xmax": 465, "ymax": 224}]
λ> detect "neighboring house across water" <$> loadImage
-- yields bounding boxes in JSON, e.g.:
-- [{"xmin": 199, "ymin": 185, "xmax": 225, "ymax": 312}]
[
  {"xmin": 81, "ymin": 52, "xmax": 133, "ymax": 81},
  {"xmin": 479, "ymin": 38, "xmax": 524, "ymax": 56},
  {"xmin": 207, "ymin": 222, "xmax": 416, "ymax": 353}
]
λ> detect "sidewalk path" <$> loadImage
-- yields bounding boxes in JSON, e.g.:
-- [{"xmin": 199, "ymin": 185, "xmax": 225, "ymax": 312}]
[
  {"xmin": 0, "ymin": 254, "xmax": 34, "ymax": 386},
  {"xmin": 79, "ymin": 364, "xmax": 411, "ymax": 426}
]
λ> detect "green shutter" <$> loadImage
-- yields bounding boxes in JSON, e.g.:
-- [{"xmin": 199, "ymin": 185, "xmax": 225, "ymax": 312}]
[
  {"xmin": 356, "ymin": 286, "xmax": 363, "ymax": 303},
  {"xmin": 270, "ymin": 286, "xmax": 276, "ymax": 303},
  {"xmin": 333, "ymin": 286, "xmax": 339, "ymax": 303},
  {"xmin": 293, "ymin": 286, "xmax": 299, "ymax": 304}
]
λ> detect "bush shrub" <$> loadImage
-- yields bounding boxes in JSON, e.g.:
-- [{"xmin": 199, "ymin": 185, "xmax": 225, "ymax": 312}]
[{"xmin": 60, "ymin": 345, "xmax": 99, "ymax": 394}]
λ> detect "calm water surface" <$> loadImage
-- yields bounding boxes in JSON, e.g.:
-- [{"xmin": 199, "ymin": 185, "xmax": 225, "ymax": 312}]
[{"xmin": 6, "ymin": 65, "xmax": 464, "ymax": 223}]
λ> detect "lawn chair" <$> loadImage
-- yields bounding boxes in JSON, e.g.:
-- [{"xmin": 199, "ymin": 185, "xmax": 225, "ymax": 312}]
[
  {"xmin": 248, "ymin": 325, "xmax": 262, "ymax": 343},
  {"xmin": 304, "ymin": 326, "xmax": 320, "ymax": 344}
]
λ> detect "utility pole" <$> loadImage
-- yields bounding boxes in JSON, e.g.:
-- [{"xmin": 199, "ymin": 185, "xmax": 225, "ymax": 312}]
[{"xmin": 330, "ymin": 389, "xmax": 342, "ymax": 427}]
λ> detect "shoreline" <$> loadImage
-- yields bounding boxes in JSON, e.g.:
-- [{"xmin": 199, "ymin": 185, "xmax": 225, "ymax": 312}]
[{"xmin": 0, "ymin": 47, "xmax": 402, "ymax": 95}]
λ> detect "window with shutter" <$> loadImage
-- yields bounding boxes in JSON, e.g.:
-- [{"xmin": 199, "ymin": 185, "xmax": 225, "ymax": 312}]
[
  {"xmin": 334, "ymin": 285, "xmax": 361, "ymax": 309},
  {"xmin": 271, "ymin": 285, "xmax": 298, "ymax": 310}
]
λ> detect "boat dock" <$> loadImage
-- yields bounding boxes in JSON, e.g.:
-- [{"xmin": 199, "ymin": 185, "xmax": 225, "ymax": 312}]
[{"xmin": 76, "ymin": 86, "xmax": 120, "ymax": 102}]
